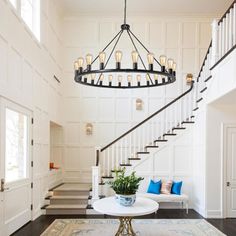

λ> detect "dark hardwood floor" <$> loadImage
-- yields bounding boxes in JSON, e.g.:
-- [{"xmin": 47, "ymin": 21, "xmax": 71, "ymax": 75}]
[{"xmin": 11, "ymin": 210, "xmax": 236, "ymax": 236}]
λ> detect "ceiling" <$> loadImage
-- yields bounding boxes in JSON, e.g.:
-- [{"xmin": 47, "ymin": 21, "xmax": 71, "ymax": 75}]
[{"xmin": 57, "ymin": 0, "xmax": 232, "ymax": 18}]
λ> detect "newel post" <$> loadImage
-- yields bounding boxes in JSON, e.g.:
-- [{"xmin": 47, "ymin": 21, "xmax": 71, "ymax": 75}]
[
  {"xmin": 211, "ymin": 19, "xmax": 219, "ymax": 66},
  {"xmin": 92, "ymin": 146, "xmax": 101, "ymax": 201}
]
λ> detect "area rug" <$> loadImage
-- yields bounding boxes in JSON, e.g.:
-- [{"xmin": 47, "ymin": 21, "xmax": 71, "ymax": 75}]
[{"xmin": 41, "ymin": 219, "xmax": 225, "ymax": 236}]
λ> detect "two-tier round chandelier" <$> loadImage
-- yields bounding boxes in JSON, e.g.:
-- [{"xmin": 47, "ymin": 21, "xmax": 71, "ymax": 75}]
[{"xmin": 74, "ymin": 0, "xmax": 177, "ymax": 89}]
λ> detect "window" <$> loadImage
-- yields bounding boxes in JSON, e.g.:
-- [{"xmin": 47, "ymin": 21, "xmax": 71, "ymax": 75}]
[
  {"xmin": 5, "ymin": 108, "xmax": 29, "ymax": 182},
  {"xmin": 21, "ymin": 0, "xmax": 40, "ymax": 41},
  {"xmin": 9, "ymin": 0, "xmax": 17, "ymax": 8}
]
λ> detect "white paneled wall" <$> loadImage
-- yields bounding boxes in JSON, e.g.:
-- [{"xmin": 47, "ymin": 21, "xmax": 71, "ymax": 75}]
[
  {"xmin": 100, "ymin": 128, "xmax": 194, "ymax": 208},
  {"xmin": 0, "ymin": 0, "xmax": 63, "ymax": 220},
  {"xmin": 63, "ymin": 16, "xmax": 213, "ymax": 182}
]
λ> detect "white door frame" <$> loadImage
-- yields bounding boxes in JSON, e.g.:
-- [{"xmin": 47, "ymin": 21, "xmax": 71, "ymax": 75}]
[
  {"xmin": 0, "ymin": 97, "xmax": 33, "ymax": 235},
  {"xmin": 222, "ymin": 123, "xmax": 236, "ymax": 218}
]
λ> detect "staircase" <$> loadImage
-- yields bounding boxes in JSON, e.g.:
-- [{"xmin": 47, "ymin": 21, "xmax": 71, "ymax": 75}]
[
  {"xmin": 92, "ymin": 1, "xmax": 236, "ymax": 200},
  {"xmin": 44, "ymin": 183, "xmax": 91, "ymax": 215}
]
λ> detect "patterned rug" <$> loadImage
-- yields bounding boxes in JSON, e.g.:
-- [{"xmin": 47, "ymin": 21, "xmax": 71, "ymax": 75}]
[{"xmin": 41, "ymin": 219, "xmax": 225, "ymax": 236}]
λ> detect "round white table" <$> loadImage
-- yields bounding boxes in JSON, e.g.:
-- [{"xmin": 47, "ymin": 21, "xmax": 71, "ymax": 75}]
[{"xmin": 93, "ymin": 196, "xmax": 159, "ymax": 236}]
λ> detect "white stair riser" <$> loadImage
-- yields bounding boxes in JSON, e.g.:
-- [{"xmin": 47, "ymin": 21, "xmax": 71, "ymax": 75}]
[{"xmin": 46, "ymin": 209, "xmax": 86, "ymax": 215}]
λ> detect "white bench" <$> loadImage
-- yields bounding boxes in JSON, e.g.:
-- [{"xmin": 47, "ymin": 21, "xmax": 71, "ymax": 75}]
[{"xmin": 137, "ymin": 193, "xmax": 189, "ymax": 214}]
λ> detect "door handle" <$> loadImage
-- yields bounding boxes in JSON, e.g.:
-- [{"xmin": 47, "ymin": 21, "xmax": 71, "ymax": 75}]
[
  {"xmin": 227, "ymin": 182, "xmax": 230, "ymax": 187},
  {"xmin": 0, "ymin": 178, "xmax": 9, "ymax": 192}
]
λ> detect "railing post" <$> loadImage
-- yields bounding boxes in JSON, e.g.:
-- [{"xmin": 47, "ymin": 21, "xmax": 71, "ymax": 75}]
[
  {"xmin": 92, "ymin": 166, "xmax": 100, "ymax": 201},
  {"xmin": 92, "ymin": 146, "xmax": 101, "ymax": 202},
  {"xmin": 211, "ymin": 19, "xmax": 219, "ymax": 66}
]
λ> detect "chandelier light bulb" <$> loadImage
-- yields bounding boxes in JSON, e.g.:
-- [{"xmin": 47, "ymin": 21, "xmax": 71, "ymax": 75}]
[
  {"xmin": 136, "ymin": 75, "xmax": 141, "ymax": 86},
  {"xmin": 118, "ymin": 75, "xmax": 122, "ymax": 87},
  {"xmin": 147, "ymin": 53, "xmax": 154, "ymax": 71},
  {"xmin": 173, "ymin": 62, "xmax": 177, "ymax": 71},
  {"xmin": 160, "ymin": 55, "xmax": 166, "ymax": 72},
  {"xmin": 127, "ymin": 75, "xmax": 132, "ymax": 82},
  {"xmin": 108, "ymin": 75, "xmax": 113, "ymax": 82},
  {"xmin": 132, "ymin": 51, "xmax": 139, "ymax": 63},
  {"xmin": 91, "ymin": 73, "xmax": 96, "ymax": 80},
  {"xmin": 77, "ymin": 57, "xmax": 84, "ymax": 68},
  {"xmin": 147, "ymin": 53, "xmax": 154, "ymax": 64},
  {"xmin": 99, "ymin": 52, "xmax": 106, "ymax": 69},
  {"xmin": 115, "ymin": 50, "xmax": 123, "ymax": 69},
  {"xmin": 146, "ymin": 74, "xmax": 150, "ymax": 85},
  {"xmin": 127, "ymin": 75, "xmax": 132, "ymax": 87},
  {"xmin": 168, "ymin": 58, "xmax": 174, "ymax": 70},
  {"xmin": 108, "ymin": 74, "xmax": 113, "ymax": 86},
  {"xmin": 115, "ymin": 50, "xmax": 123, "ymax": 62},
  {"xmin": 74, "ymin": 61, "xmax": 79, "ymax": 70},
  {"xmin": 86, "ymin": 54, "xmax": 93, "ymax": 65},
  {"xmin": 99, "ymin": 52, "xmax": 106, "ymax": 63},
  {"xmin": 86, "ymin": 54, "xmax": 93, "ymax": 71}
]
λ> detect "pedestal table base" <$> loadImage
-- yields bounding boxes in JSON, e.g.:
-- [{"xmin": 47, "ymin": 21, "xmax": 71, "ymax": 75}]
[{"xmin": 115, "ymin": 217, "xmax": 136, "ymax": 236}]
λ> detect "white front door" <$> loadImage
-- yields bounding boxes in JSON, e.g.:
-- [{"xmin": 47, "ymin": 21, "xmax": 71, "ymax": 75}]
[
  {"xmin": 0, "ymin": 98, "xmax": 32, "ymax": 235},
  {"xmin": 226, "ymin": 126, "xmax": 236, "ymax": 218}
]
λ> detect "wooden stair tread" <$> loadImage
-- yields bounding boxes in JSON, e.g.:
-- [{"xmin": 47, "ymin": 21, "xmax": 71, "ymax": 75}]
[
  {"xmin": 128, "ymin": 158, "xmax": 141, "ymax": 160},
  {"xmin": 50, "ymin": 196, "xmax": 88, "ymax": 200},
  {"xmin": 182, "ymin": 121, "xmax": 195, "ymax": 124},
  {"xmin": 163, "ymin": 133, "xmax": 177, "ymax": 136},
  {"xmin": 46, "ymin": 204, "xmax": 87, "ymax": 209},
  {"xmin": 102, "ymin": 176, "xmax": 114, "ymax": 179},
  {"xmin": 197, "ymin": 97, "xmax": 203, "ymax": 103},
  {"xmin": 145, "ymin": 146, "xmax": 159, "ymax": 148},
  {"xmin": 200, "ymin": 87, "xmax": 207, "ymax": 93},
  {"xmin": 120, "ymin": 163, "xmax": 132, "ymax": 166},
  {"xmin": 154, "ymin": 139, "xmax": 168, "ymax": 142},
  {"xmin": 137, "ymin": 152, "xmax": 150, "ymax": 154},
  {"xmin": 172, "ymin": 127, "xmax": 186, "ymax": 130}
]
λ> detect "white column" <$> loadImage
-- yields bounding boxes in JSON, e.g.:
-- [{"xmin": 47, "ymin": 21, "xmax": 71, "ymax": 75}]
[
  {"xmin": 211, "ymin": 19, "xmax": 219, "ymax": 66},
  {"xmin": 92, "ymin": 166, "xmax": 100, "ymax": 201}
]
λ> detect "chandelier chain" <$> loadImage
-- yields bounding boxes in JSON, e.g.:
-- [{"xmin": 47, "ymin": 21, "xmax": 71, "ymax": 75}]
[{"xmin": 124, "ymin": 0, "xmax": 127, "ymax": 24}]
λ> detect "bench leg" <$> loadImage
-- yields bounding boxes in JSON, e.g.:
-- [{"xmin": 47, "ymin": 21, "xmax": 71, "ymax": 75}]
[{"xmin": 186, "ymin": 201, "xmax": 189, "ymax": 214}]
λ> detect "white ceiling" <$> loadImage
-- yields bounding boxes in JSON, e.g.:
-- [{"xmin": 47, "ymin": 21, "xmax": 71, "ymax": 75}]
[{"xmin": 57, "ymin": 0, "xmax": 232, "ymax": 18}]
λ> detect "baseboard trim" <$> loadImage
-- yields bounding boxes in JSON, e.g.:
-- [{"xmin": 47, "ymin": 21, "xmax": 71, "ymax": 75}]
[{"xmin": 206, "ymin": 210, "xmax": 223, "ymax": 219}]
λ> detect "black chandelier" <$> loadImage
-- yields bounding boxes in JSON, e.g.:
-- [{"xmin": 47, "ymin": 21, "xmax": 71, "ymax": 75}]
[{"xmin": 74, "ymin": 0, "xmax": 177, "ymax": 89}]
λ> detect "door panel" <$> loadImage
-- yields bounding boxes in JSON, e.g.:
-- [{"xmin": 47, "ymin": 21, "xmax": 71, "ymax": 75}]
[
  {"xmin": 0, "ymin": 98, "xmax": 32, "ymax": 235},
  {"xmin": 226, "ymin": 126, "xmax": 236, "ymax": 218}
]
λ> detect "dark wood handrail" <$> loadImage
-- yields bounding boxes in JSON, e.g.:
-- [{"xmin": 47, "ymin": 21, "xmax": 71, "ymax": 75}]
[
  {"xmin": 197, "ymin": 41, "xmax": 212, "ymax": 82},
  {"xmin": 100, "ymin": 81, "xmax": 194, "ymax": 152},
  {"xmin": 197, "ymin": 0, "xmax": 235, "ymax": 82},
  {"xmin": 218, "ymin": 0, "xmax": 236, "ymax": 25}
]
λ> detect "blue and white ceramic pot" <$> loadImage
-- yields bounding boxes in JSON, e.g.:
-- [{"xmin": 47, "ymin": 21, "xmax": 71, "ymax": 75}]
[{"xmin": 115, "ymin": 194, "xmax": 136, "ymax": 206}]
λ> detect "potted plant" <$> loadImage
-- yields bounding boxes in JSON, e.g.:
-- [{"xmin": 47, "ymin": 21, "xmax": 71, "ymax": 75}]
[{"xmin": 108, "ymin": 168, "xmax": 144, "ymax": 206}]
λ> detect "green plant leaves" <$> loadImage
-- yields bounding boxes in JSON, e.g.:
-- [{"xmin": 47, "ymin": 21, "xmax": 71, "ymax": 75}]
[{"xmin": 107, "ymin": 168, "xmax": 144, "ymax": 195}]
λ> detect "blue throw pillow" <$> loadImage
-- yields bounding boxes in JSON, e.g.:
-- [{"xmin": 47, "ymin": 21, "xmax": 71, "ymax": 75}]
[
  {"xmin": 147, "ymin": 180, "xmax": 161, "ymax": 194},
  {"xmin": 171, "ymin": 181, "xmax": 182, "ymax": 195}
]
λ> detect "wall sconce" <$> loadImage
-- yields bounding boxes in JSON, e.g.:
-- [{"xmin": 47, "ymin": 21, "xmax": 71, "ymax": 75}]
[
  {"xmin": 186, "ymin": 73, "xmax": 193, "ymax": 85},
  {"xmin": 136, "ymin": 98, "xmax": 143, "ymax": 110},
  {"xmin": 86, "ymin": 123, "xmax": 93, "ymax": 135}
]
